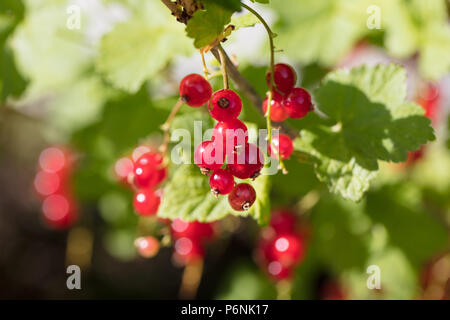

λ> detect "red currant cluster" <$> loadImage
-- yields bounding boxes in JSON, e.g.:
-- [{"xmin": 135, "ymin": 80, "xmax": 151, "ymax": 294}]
[
  {"xmin": 255, "ymin": 209, "xmax": 308, "ymax": 281},
  {"xmin": 180, "ymin": 74, "xmax": 263, "ymax": 211},
  {"xmin": 171, "ymin": 219, "xmax": 215, "ymax": 265},
  {"xmin": 114, "ymin": 145, "xmax": 167, "ymax": 216},
  {"xmin": 34, "ymin": 146, "xmax": 78, "ymax": 229}
]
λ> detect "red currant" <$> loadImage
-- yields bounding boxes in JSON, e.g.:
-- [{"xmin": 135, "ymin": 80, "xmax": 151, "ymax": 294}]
[
  {"xmin": 135, "ymin": 236, "xmax": 160, "ymax": 258},
  {"xmin": 34, "ymin": 171, "xmax": 61, "ymax": 197},
  {"xmin": 266, "ymin": 260, "xmax": 292, "ymax": 281},
  {"xmin": 179, "ymin": 74, "xmax": 212, "ymax": 107},
  {"xmin": 39, "ymin": 147, "xmax": 68, "ymax": 173},
  {"xmin": 173, "ymin": 237, "xmax": 205, "ymax": 264},
  {"xmin": 262, "ymin": 91, "xmax": 289, "ymax": 122},
  {"xmin": 228, "ymin": 143, "xmax": 264, "ymax": 179},
  {"xmin": 268, "ymin": 134, "xmax": 294, "ymax": 160},
  {"xmin": 114, "ymin": 156, "xmax": 134, "ymax": 183},
  {"xmin": 228, "ymin": 183, "xmax": 256, "ymax": 211},
  {"xmin": 265, "ymin": 233, "xmax": 305, "ymax": 268},
  {"xmin": 266, "ymin": 63, "xmax": 297, "ymax": 95},
  {"xmin": 171, "ymin": 219, "xmax": 215, "ymax": 242},
  {"xmin": 209, "ymin": 89, "xmax": 242, "ymax": 121},
  {"xmin": 133, "ymin": 152, "xmax": 165, "ymax": 188},
  {"xmin": 194, "ymin": 140, "xmax": 225, "ymax": 172},
  {"xmin": 212, "ymin": 119, "xmax": 248, "ymax": 155},
  {"xmin": 41, "ymin": 193, "xmax": 77, "ymax": 229},
  {"xmin": 270, "ymin": 209, "xmax": 296, "ymax": 234},
  {"xmin": 209, "ymin": 169, "xmax": 235, "ymax": 196},
  {"xmin": 133, "ymin": 188, "xmax": 161, "ymax": 216},
  {"xmin": 283, "ymin": 87, "xmax": 312, "ymax": 119}
]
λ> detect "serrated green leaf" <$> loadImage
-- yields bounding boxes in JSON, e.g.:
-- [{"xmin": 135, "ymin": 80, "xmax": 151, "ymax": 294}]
[
  {"xmin": 295, "ymin": 64, "xmax": 435, "ymax": 201},
  {"xmin": 186, "ymin": 3, "xmax": 233, "ymax": 49},
  {"xmin": 230, "ymin": 13, "xmax": 260, "ymax": 30},
  {"xmin": 157, "ymin": 164, "xmax": 271, "ymax": 224}
]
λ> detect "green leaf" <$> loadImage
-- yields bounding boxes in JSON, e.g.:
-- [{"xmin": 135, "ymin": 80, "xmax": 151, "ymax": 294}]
[
  {"xmin": 230, "ymin": 13, "xmax": 260, "ymax": 30},
  {"xmin": 295, "ymin": 64, "xmax": 435, "ymax": 201},
  {"xmin": 157, "ymin": 164, "xmax": 271, "ymax": 224},
  {"xmin": 202, "ymin": 0, "xmax": 242, "ymax": 12},
  {"xmin": 186, "ymin": 2, "xmax": 233, "ymax": 49},
  {"xmin": 250, "ymin": 0, "xmax": 270, "ymax": 3},
  {"xmin": 97, "ymin": 21, "xmax": 191, "ymax": 92}
]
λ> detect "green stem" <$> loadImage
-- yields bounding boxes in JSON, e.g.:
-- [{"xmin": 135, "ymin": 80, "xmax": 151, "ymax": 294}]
[{"xmin": 217, "ymin": 44, "xmax": 229, "ymax": 89}]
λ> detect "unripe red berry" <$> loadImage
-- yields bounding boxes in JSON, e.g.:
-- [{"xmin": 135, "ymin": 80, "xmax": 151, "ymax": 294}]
[
  {"xmin": 179, "ymin": 74, "xmax": 212, "ymax": 107},
  {"xmin": 194, "ymin": 140, "xmax": 225, "ymax": 171},
  {"xmin": 133, "ymin": 188, "xmax": 161, "ymax": 216},
  {"xmin": 209, "ymin": 89, "xmax": 242, "ymax": 121},
  {"xmin": 228, "ymin": 183, "xmax": 256, "ymax": 211},
  {"xmin": 228, "ymin": 143, "xmax": 264, "ymax": 179},
  {"xmin": 266, "ymin": 63, "xmax": 297, "ymax": 95},
  {"xmin": 283, "ymin": 87, "xmax": 312, "ymax": 119},
  {"xmin": 262, "ymin": 91, "xmax": 289, "ymax": 122},
  {"xmin": 209, "ymin": 169, "xmax": 235, "ymax": 196},
  {"xmin": 268, "ymin": 134, "xmax": 294, "ymax": 160}
]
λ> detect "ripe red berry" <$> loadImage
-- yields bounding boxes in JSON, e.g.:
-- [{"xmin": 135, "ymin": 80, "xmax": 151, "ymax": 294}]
[
  {"xmin": 283, "ymin": 87, "xmax": 312, "ymax": 119},
  {"xmin": 133, "ymin": 188, "xmax": 161, "ymax": 216},
  {"xmin": 265, "ymin": 233, "xmax": 305, "ymax": 268},
  {"xmin": 268, "ymin": 134, "xmax": 294, "ymax": 160},
  {"xmin": 194, "ymin": 140, "xmax": 225, "ymax": 171},
  {"xmin": 270, "ymin": 209, "xmax": 296, "ymax": 234},
  {"xmin": 266, "ymin": 63, "xmax": 297, "ymax": 95},
  {"xmin": 41, "ymin": 193, "xmax": 77, "ymax": 229},
  {"xmin": 34, "ymin": 171, "xmax": 61, "ymax": 197},
  {"xmin": 39, "ymin": 147, "xmax": 68, "ymax": 173},
  {"xmin": 209, "ymin": 169, "xmax": 235, "ymax": 196},
  {"xmin": 171, "ymin": 219, "xmax": 215, "ymax": 242},
  {"xmin": 212, "ymin": 119, "xmax": 248, "ymax": 155},
  {"xmin": 179, "ymin": 74, "xmax": 212, "ymax": 107},
  {"xmin": 266, "ymin": 260, "xmax": 292, "ymax": 281},
  {"xmin": 228, "ymin": 143, "xmax": 264, "ymax": 179},
  {"xmin": 209, "ymin": 89, "xmax": 242, "ymax": 121},
  {"xmin": 135, "ymin": 236, "xmax": 160, "ymax": 258},
  {"xmin": 114, "ymin": 157, "xmax": 134, "ymax": 183},
  {"xmin": 228, "ymin": 183, "xmax": 256, "ymax": 211},
  {"xmin": 173, "ymin": 237, "xmax": 205, "ymax": 264},
  {"xmin": 133, "ymin": 152, "xmax": 166, "ymax": 188},
  {"xmin": 262, "ymin": 91, "xmax": 289, "ymax": 122}
]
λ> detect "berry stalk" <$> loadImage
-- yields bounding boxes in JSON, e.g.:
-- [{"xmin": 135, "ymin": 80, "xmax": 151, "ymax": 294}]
[
  {"xmin": 217, "ymin": 44, "xmax": 229, "ymax": 89},
  {"xmin": 160, "ymin": 98, "xmax": 185, "ymax": 156}
]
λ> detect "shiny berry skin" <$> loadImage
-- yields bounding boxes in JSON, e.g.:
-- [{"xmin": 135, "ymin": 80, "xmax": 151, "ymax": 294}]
[
  {"xmin": 173, "ymin": 237, "xmax": 205, "ymax": 264},
  {"xmin": 41, "ymin": 194, "xmax": 77, "ymax": 229},
  {"xmin": 114, "ymin": 157, "xmax": 134, "ymax": 183},
  {"xmin": 212, "ymin": 119, "xmax": 248, "ymax": 155},
  {"xmin": 268, "ymin": 134, "xmax": 294, "ymax": 160},
  {"xmin": 262, "ymin": 91, "xmax": 289, "ymax": 122},
  {"xmin": 270, "ymin": 209, "xmax": 296, "ymax": 234},
  {"xmin": 209, "ymin": 89, "xmax": 242, "ymax": 121},
  {"xmin": 39, "ymin": 147, "xmax": 68, "ymax": 173},
  {"xmin": 283, "ymin": 87, "xmax": 312, "ymax": 119},
  {"xmin": 228, "ymin": 183, "xmax": 256, "ymax": 211},
  {"xmin": 266, "ymin": 260, "xmax": 292, "ymax": 281},
  {"xmin": 179, "ymin": 74, "xmax": 212, "ymax": 107},
  {"xmin": 194, "ymin": 140, "xmax": 225, "ymax": 171},
  {"xmin": 209, "ymin": 169, "xmax": 235, "ymax": 196},
  {"xmin": 34, "ymin": 171, "xmax": 61, "ymax": 197},
  {"xmin": 133, "ymin": 188, "xmax": 161, "ymax": 216},
  {"xmin": 133, "ymin": 152, "xmax": 165, "ymax": 188},
  {"xmin": 135, "ymin": 236, "xmax": 160, "ymax": 258},
  {"xmin": 265, "ymin": 233, "xmax": 304, "ymax": 268},
  {"xmin": 266, "ymin": 63, "xmax": 297, "ymax": 95},
  {"xmin": 171, "ymin": 219, "xmax": 215, "ymax": 242},
  {"xmin": 228, "ymin": 143, "xmax": 264, "ymax": 179}
]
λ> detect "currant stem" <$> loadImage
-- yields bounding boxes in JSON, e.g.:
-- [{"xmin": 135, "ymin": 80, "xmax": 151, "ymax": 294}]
[
  {"xmin": 276, "ymin": 280, "xmax": 293, "ymax": 300},
  {"xmin": 217, "ymin": 44, "xmax": 229, "ymax": 89},
  {"xmin": 179, "ymin": 259, "xmax": 204, "ymax": 299},
  {"xmin": 241, "ymin": 3, "xmax": 287, "ymax": 174},
  {"xmin": 200, "ymin": 50, "xmax": 209, "ymax": 80},
  {"xmin": 160, "ymin": 98, "xmax": 184, "ymax": 156}
]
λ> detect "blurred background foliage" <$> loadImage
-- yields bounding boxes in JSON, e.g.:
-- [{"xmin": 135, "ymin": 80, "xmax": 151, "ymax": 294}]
[{"xmin": 0, "ymin": 0, "xmax": 449, "ymax": 299}]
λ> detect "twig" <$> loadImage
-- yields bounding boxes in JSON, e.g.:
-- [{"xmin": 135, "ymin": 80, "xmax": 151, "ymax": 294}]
[{"xmin": 159, "ymin": 98, "xmax": 184, "ymax": 156}]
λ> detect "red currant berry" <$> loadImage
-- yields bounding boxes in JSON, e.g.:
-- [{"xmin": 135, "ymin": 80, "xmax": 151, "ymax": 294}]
[
  {"xmin": 209, "ymin": 89, "xmax": 242, "ymax": 121},
  {"xmin": 34, "ymin": 171, "xmax": 61, "ymax": 197},
  {"xmin": 179, "ymin": 74, "xmax": 212, "ymax": 107},
  {"xmin": 228, "ymin": 143, "xmax": 264, "ymax": 179},
  {"xmin": 135, "ymin": 236, "xmax": 160, "ymax": 258},
  {"xmin": 212, "ymin": 119, "xmax": 248, "ymax": 155},
  {"xmin": 268, "ymin": 134, "xmax": 294, "ymax": 160},
  {"xmin": 39, "ymin": 147, "xmax": 68, "ymax": 173},
  {"xmin": 171, "ymin": 219, "xmax": 215, "ymax": 242},
  {"xmin": 173, "ymin": 237, "xmax": 205, "ymax": 264},
  {"xmin": 228, "ymin": 183, "xmax": 256, "ymax": 211},
  {"xmin": 114, "ymin": 156, "xmax": 134, "ymax": 183},
  {"xmin": 194, "ymin": 140, "xmax": 225, "ymax": 172},
  {"xmin": 262, "ymin": 91, "xmax": 289, "ymax": 122},
  {"xmin": 266, "ymin": 63, "xmax": 297, "ymax": 95},
  {"xmin": 266, "ymin": 233, "xmax": 305, "ymax": 268},
  {"xmin": 41, "ymin": 193, "xmax": 77, "ymax": 229},
  {"xmin": 133, "ymin": 188, "xmax": 161, "ymax": 216},
  {"xmin": 133, "ymin": 152, "xmax": 165, "ymax": 188},
  {"xmin": 266, "ymin": 260, "xmax": 292, "ymax": 281},
  {"xmin": 270, "ymin": 209, "xmax": 296, "ymax": 234},
  {"xmin": 209, "ymin": 169, "xmax": 235, "ymax": 196},
  {"xmin": 283, "ymin": 87, "xmax": 312, "ymax": 119}
]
